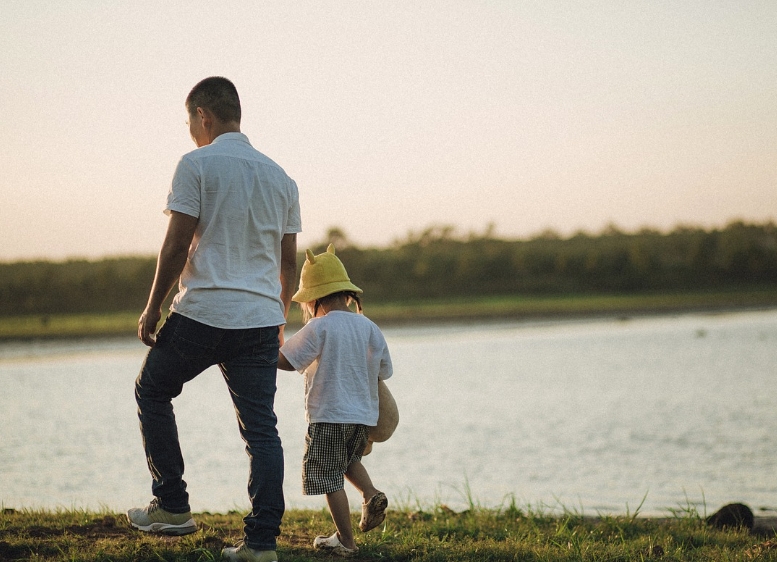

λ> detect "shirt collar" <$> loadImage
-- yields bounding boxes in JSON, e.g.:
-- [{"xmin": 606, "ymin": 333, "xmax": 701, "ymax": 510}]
[{"xmin": 211, "ymin": 132, "xmax": 250, "ymax": 145}]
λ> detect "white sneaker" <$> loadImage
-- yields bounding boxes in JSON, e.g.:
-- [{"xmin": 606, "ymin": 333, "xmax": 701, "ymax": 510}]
[
  {"xmin": 221, "ymin": 542, "xmax": 278, "ymax": 561},
  {"xmin": 126, "ymin": 499, "xmax": 197, "ymax": 536},
  {"xmin": 313, "ymin": 532, "xmax": 358, "ymax": 557}
]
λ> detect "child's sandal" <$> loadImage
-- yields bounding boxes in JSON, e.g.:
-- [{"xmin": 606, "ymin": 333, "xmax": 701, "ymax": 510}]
[
  {"xmin": 313, "ymin": 532, "xmax": 358, "ymax": 557},
  {"xmin": 359, "ymin": 492, "xmax": 388, "ymax": 532}
]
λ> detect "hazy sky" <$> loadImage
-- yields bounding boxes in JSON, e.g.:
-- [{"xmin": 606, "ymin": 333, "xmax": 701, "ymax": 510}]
[{"xmin": 2, "ymin": 1, "xmax": 775, "ymax": 261}]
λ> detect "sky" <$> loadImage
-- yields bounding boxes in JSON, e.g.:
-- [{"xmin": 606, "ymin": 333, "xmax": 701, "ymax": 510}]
[{"xmin": 1, "ymin": 1, "xmax": 775, "ymax": 262}]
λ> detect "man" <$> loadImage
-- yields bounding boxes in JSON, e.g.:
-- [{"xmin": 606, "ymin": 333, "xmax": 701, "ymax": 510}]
[{"xmin": 127, "ymin": 76, "xmax": 300, "ymax": 562}]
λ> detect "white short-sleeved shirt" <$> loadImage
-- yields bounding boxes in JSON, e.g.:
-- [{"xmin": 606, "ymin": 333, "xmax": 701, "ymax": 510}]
[
  {"xmin": 165, "ymin": 132, "xmax": 302, "ymax": 329},
  {"xmin": 280, "ymin": 311, "xmax": 393, "ymax": 425}
]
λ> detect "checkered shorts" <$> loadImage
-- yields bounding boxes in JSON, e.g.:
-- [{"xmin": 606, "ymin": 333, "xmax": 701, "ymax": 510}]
[{"xmin": 302, "ymin": 423, "xmax": 369, "ymax": 495}]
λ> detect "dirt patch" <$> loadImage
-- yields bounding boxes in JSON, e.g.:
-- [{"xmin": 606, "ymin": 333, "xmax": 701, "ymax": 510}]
[{"xmin": 65, "ymin": 515, "xmax": 129, "ymax": 538}]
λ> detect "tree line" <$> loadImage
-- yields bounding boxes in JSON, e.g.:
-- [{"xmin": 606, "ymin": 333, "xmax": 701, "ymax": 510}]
[{"xmin": 1, "ymin": 221, "xmax": 775, "ymax": 317}]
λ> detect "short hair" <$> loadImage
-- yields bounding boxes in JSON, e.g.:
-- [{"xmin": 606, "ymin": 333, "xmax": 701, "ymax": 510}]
[
  {"xmin": 300, "ymin": 291, "xmax": 363, "ymax": 323},
  {"xmin": 186, "ymin": 77, "xmax": 241, "ymax": 123}
]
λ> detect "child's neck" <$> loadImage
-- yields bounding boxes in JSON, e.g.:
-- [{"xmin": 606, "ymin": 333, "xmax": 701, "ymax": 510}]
[{"xmin": 316, "ymin": 299, "xmax": 352, "ymax": 317}]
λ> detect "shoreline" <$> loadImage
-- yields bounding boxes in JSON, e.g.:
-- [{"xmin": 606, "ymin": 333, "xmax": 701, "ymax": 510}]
[
  {"xmin": 0, "ymin": 295, "xmax": 775, "ymax": 342},
  {"xmin": 368, "ymin": 302, "xmax": 777, "ymax": 329}
]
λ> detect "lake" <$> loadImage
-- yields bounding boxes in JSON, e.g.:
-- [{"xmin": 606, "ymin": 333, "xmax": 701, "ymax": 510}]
[{"xmin": 1, "ymin": 309, "xmax": 776, "ymax": 518}]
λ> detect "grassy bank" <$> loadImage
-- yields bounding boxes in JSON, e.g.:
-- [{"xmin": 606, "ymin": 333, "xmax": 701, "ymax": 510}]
[
  {"xmin": 2, "ymin": 504, "xmax": 776, "ymax": 561},
  {"xmin": 0, "ymin": 312, "xmax": 141, "ymax": 341},
  {"xmin": 365, "ymin": 288, "xmax": 777, "ymax": 325},
  {"xmin": 1, "ymin": 289, "xmax": 775, "ymax": 341}
]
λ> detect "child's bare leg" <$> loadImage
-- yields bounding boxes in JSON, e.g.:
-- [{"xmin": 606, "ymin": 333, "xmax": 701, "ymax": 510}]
[
  {"xmin": 325, "ymin": 489, "xmax": 356, "ymax": 550},
  {"xmin": 345, "ymin": 460, "xmax": 379, "ymax": 501},
  {"xmin": 348, "ymin": 460, "xmax": 388, "ymax": 532}
]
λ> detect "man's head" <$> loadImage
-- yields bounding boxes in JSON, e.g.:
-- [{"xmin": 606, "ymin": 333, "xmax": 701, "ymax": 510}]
[
  {"xmin": 186, "ymin": 76, "xmax": 241, "ymax": 123},
  {"xmin": 185, "ymin": 77, "xmax": 242, "ymax": 146}
]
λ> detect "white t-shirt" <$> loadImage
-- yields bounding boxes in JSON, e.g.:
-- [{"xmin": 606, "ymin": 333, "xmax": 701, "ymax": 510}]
[
  {"xmin": 280, "ymin": 311, "xmax": 393, "ymax": 425},
  {"xmin": 165, "ymin": 132, "xmax": 302, "ymax": 329}
]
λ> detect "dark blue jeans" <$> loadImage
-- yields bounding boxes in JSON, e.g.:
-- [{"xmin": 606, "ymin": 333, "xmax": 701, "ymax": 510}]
[{"xmin": 135, "ymin": 313, "xmax": 285, "ymax": 550}]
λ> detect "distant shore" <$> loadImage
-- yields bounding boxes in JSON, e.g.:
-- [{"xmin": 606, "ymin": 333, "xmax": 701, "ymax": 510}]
[
  {"xmin": 364, "ymin": 289, "xmax": 777, "ymax": 327},
  {"xmin": 0, "ymin": 288, "xmax": 775, "ymax": 341}
]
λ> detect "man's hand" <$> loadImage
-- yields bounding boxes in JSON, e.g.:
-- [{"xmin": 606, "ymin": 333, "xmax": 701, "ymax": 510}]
[{"xmin": 139, "ymin": 307, "xmax": 162, "ymax": 347}]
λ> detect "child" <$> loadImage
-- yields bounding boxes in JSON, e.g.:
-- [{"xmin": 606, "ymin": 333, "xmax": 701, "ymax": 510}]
[{"xmin": 278, "ymin": 244, "xmax": 392, "ymax": 557}]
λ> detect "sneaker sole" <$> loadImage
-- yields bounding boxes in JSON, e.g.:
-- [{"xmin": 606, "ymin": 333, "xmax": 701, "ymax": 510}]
[
  {"xmin": 221, "ymin": 547, "xmax": 278, "ymax": 562},
  {"xmin": 128, "ymin": 518, "xmax": 197, "ymax": 536}
]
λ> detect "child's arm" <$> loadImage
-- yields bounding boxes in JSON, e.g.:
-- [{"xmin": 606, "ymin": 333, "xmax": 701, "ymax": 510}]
[{"xmin": 277, "ymin": 351, "xmax": 296, "ymax": 371}]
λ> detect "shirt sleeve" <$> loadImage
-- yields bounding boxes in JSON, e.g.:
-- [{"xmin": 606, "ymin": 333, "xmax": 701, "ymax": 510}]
[
  {"xmin": 378, "ymin": 340, "xmax": 393, "ymax": 381},
  {"xmin": 280, "ymin": 321, "xmax": 321, "ymax": 372},
  {"xmin": 372, "ymin": 325, "xmax": 393, "ymax": 381},
  {"xmin": 285, "ymin": 177, "xmax": 302, "ymax": 234},
  {"xmin": 165, "ymin": 155, "xmax": 201, "ymax": 218}
]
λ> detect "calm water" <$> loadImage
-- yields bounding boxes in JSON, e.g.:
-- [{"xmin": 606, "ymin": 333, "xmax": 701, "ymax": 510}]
[{"xmin": 1, "ymin": 309, "xmax": 776, "ymax": 517}]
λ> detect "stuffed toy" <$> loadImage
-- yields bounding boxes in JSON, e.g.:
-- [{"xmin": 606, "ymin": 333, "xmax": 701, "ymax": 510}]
[{"xmin": 363, "ymin": 379, "xmax": 399, "ymax": 455}]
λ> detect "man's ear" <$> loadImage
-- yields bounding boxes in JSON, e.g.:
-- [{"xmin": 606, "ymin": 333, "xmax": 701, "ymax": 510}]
[{"xmin": 198, "ymin": 107, "xmax": 213, "ymax": 129}]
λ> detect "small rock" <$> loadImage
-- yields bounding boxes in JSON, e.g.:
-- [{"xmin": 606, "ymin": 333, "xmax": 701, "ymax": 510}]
[{"xmin": 706, "ymin": 503, "xmax": 754, "ymax": 530}]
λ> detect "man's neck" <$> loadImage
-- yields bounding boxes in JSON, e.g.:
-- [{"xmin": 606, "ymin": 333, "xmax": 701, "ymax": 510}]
[{"xmin": 207, "ymin": 121, "xmax": 241, "ymax": 144}]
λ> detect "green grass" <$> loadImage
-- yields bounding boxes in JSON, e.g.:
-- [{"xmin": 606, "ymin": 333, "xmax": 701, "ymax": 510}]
[
  {"xmin": 1, "ymin": 503, "xmax": 775, "ymax": 561},
  {"xmin": 0, "ymin": 311, "xmax": 142, "ymax": 340},
  {"xmin": 1, "ymin": 289, "xmax": 775, "ymax": 340}
]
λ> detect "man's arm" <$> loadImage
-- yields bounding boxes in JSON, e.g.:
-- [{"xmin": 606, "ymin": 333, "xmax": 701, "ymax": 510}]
[
  {"xmin": 278, "ymin": 232, "xmax": 297, "ymax": 346},
  {"xmin": 138, "ymin": 211, "xmax": 198, "ymax": 346}
]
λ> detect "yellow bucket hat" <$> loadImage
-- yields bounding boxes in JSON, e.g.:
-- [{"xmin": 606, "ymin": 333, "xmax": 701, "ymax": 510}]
[{"xmin": 292, "ymin": 244, "xmax": 363, "ymax": 303}]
